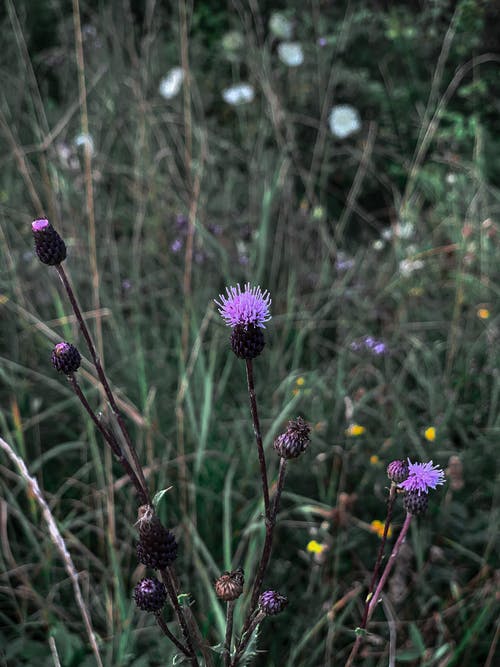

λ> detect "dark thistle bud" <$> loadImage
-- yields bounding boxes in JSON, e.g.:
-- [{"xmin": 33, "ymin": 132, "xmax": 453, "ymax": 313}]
[
  {"xmin": 387, "ymin": 459, "xmax": 409, "ymax": 484},
  {"xmin": 215, "ymin": 283, "xmax": 271, "ymax": 360},
  {"xmin": 230, "ymin": 324, "xmax": 265, "ymax": 359},
  {"xmin": 214, "ymin": 567, "xmax": 244, "ymax": 602},
  {"xmin": 51, "ymin": 342, "xmax": 81, "ymax": 374},
  {"xmin": 133, "ymin": 577, "xmax": 167, "ymax": 613},
  {"xmin": 136, "ymin": 512, "xmax": 178, "ymax": 570},
  {"xmin": 32, "ymin": 218, "xmax": 67, "ymax": 265},
  {"xmin": 403, "ymin": 490, "xmax": 429, "ymax": 516},
  {"xmin": 258, "ymin": 590, "xmax": 288, "ymax": 616},
  {"xmin": 274, "ymin": 417, "xmax": 311, "ymax": 459}
]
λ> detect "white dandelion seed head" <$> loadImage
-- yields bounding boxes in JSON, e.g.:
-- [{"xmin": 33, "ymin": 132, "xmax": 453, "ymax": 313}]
[
  {"xmin": 328, "ymin": 105, "xmax": 362, "ymax": 139},
  {"xmin": 159, "ymin": 67, "xmax": 184, "ymax": 100}
]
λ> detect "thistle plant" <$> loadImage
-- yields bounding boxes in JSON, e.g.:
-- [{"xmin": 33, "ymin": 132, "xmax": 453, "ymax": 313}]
[
  {"xmin": 345, "ymin": 458, "xmax": 446, "ymax": 666},
  {"xmin": 215, "ymin": 282, "xmax": 311, "ymax": 666},
  {"xmin": 32, "ymin": 218, "xmax": 201, "ymax": 665},
  {"xmin": 32, "ymin": 222, "xmax": 312, "ymax": 665}
]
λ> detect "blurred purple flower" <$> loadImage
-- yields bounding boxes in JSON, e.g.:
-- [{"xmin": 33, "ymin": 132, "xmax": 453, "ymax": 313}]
[
  {"xmin": 399, "ymin": 460, "xmax": 445, "ymax": 495},
  {"xmin": 318, "ymin": 37, "xmax": 327, "ymax": 47},
  {"xmin": 171, "ymin": 239, "xmax": 183, "ymax": 253},
  {"xmin": 350, "ymin": 336, "xmax": 388, "ymax": 356}
]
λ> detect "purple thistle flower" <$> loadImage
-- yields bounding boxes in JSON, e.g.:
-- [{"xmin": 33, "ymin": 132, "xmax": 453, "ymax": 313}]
[
  {"xmin": 215, "ymin": 283, "xmax": 271, "ymax": 329},
  {"xmin": 399, "ymin": 460, "xmax": 445, "ymax": 495}
]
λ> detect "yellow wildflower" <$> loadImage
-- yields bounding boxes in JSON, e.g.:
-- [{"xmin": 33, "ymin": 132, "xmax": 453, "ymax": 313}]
[
  {"xmin": 477, "ymin": 308, "xmax": 490, "ymax": 320},
  {"xmin": 370, "ymin": 520, "xmax": 392, "ymax": 539},
  {"xmin": 370, "ymin": 455, "xmax": 379, "ymax": 465},
  {"xmin": 346, "ymin": 423, "xmax": 365, "ymax": 437},
  {"xmin": 307, "ymin": 540, "xmax": 327, "ymax": 555},
  {"xmin": 296, "ymin": 377, "xmax": 305, "ymax": 386},
  {"xmin": 424, "ymin": 426, "xmax": 436, "ymax": 442}
]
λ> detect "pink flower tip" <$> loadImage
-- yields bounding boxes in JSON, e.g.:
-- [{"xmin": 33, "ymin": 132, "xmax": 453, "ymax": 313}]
[{"xmin": 32, "ymin": 218, "xmax": 50, "ymax": 232}]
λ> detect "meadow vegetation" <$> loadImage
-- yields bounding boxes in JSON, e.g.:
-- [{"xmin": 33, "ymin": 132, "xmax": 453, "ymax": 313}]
[{"xmin": 0, "ymin": 1, "xmax": 499, "ymax": 665}]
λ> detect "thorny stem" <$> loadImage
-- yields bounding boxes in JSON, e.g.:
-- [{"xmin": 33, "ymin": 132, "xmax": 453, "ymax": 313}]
[
  {"xmin": 360, "ymin": 482, "xmax": 397, "ymax": 630},
  {"xmin": 223, "ymin": 601, "xmax": 236, "ymax": 667},
  {"xmin": 55, "ymin": 264, "xmax": 150, "ymax": 505},
  {"xmin": 230, "ymin": 611, "xmax": 266, "ymax": 667},
  {"xmin": 67, "ymin": 374, "xmax": 146, "ymax": 501},
  {"xmin": 345, "ymin": 513, "xmax": 413, "ymax": 667},
  {"xmin": 155, "ymin": 613, "xmax": 191, "ymax": 657},
  {"xmin": 234, "ymin": 457, "xmax": 288, "ymax": 665},
  {"xmin": 161, "ymin": 567, "xmax": 200, "ymax": 667},
  {"xmin": 244, "ymin": 359, "xmax": 270, "ymax": 519}
]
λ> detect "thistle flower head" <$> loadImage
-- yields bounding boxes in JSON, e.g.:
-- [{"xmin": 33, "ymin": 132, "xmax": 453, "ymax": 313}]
[
  {"xmin": 399, "ymin": 460, "xmax": 445, "ymax": 495},
  {"xmin": 259, "ymin": 590, "xmax": 288, "ymax": 616},
  {"xmin": 274, "ymin": 416, "xmax": 311, "ymax": 459},
  {"xmin": 51, "ymin": 342, "xmax": 81, "ymax": 374},
  {"xmin": 387, "ymin": 459, "xmax": 409, "ymax": 484},
  {"xmin": 214, "ymin": 567, "xmax": 245, "ymax": 601},
  {"xmin": 32, "ymin": 218, "xmax": 67, "ymax": 265},
  {"xmin": 215, "ymin": 283, "xmax": 271, "ymax": 329},
  {"xmin": 133, "ymin": 577, "xmax": 167, "ymax": 613}
]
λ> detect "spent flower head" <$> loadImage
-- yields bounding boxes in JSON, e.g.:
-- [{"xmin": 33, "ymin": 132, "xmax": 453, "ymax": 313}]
[
  {"xmin": 215, "ymin": 283, "xmax": 271, "ymax": 329},
  {"xmin": 399, "ymin": 460, "xmax": 445, "ymax": 495}
]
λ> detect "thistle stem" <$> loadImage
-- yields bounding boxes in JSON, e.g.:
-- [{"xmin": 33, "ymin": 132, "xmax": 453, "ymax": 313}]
[
  {"xmin": 359, "ymin": 482, "xmax": 397, "ymax": 630},
  {"xmin": 244, "ymin": 359, "xmax": 270, "ymax": 520},
  {"xmin": 223, "ymin": 601, "xmax": 235, "ymax": 667},
  {"xmin": 67, "ymin": 374, "xmax": 147, "ymax": 502},
  {"xmin": 235, "ymin": 457, "xmax": 288, "ymax": 664},
  {"xmin": 155, "ymin": 613, "xmax": 191, "ymax": 657},
  {"xmin": 230, "ymin": 611, "xmax": 266, "ymax": 667},
  {"xmin": 345, "ymin": 512, "xmax": 413, "ymax": 667},
  {"xmin": 160, "ymin": 567, "xmax": 199, "ymax": 666},
  {"xmin": 56, "ymin": 264, "xmax": 150, "ymax": 505}
]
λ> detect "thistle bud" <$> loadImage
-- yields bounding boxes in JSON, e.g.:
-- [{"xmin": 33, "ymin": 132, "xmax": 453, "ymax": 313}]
[
  {"xmin": 387, "ymin": 459, "xmax": 409, "ymax": 484},
  {"xmin": 51, "ymin": 342, "xmax": 81, "ymax": 374},
  {"xmin": 32, "ymin": 219, "xmax": 67, "ymax": 265},
  {"xmin": 136, "ymin": 514, "xmax": 178, "ymax": 570},
  {"xmin": 258, "ymin": 590, "xmax": 288, "ymax": 616},
  {"xmin": 215, "ymin": 567, "xmax": 244, "ymax": 602},
  {"xmin": 403, "ymin": 490, "xmax": 429, "ymax": 516},
  {"xmin": 133, "ymin": 577, "xmax": 167, "ymax": 613},
  {"xmin": 274, "ymin": 417, "xmax": 311, "ymax": 459}
]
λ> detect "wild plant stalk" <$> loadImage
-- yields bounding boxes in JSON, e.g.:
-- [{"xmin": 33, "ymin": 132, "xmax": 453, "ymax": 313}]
[
  {"xmin": 32, "ymin": 219, "xmax": 201, "ymax": 664},
  {"xmin": 215, "ymin": 284, "xmax": 311, "ymax": 665},
  {"xmin": 345, "ymin": 459, "xmax": 445, "ymax": 666}
]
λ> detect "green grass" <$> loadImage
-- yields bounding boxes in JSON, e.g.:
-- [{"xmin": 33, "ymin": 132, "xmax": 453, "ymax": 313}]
[{"xmin": 1, "ymin": 1, "xmax": 499, "ymax": 665}]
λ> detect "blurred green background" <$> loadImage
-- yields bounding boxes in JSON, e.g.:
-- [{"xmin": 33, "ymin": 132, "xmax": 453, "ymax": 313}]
[{"xmin": 0, "ymin": 1, "xmax": 499, "ymax": 665}]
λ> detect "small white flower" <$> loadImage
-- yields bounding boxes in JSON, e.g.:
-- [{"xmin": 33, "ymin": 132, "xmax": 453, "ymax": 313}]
[
  {"xmin": 399, "ymin": 258, "xmax": 424, "ymax": 277},
  {"xmin": 373, "ymin": 239, "xmax": 385, "ymax": 251},
  {"xmin": 222, "ymin": 83, "xmax": 255, "ymax": 106},
  {"xmin": 269, "ymin": 12, "xmax": 293, "ymax": 40},
  {"xmin": 381, "ymin": 228, "xmax": 393, "ymax": 241},
  {"xmin": 159, "ymin": 67, "xmax": 184, "ymax": 100},
  {"xmin": 74, "ymin": 133, "xmax": 94, "ymax": 155},
  {"xmin": 277, "ymin": 42, "xmax": 304, "ymax": 67},
  {"xmin": 328, "ymin": 105, "xmax": 361, "ymax": 139}
]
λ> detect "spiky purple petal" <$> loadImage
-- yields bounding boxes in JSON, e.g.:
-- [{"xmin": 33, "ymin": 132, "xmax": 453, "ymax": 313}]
[
  {"xmin": 215, "ymin": 283, "xmax": 271, "ymax": 329},
  {"xmin": 399, "ymin": 460, "xmax": 445, "ymax": 495}
]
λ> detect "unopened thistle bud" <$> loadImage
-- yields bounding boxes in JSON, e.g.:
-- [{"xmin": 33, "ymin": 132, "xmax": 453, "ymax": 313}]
[
  {"xmin": 215, "ymin": 567, "xmax": 244, "ymax": 602},
  {"xmin": 258, "ymin": 590, "xmax": 288, "ymax": 616},
  {"xmin": 274, "ymin": 416, "xmax": 311, "ymax": 459},
  {"xmin": 136, "ymin": 514, "xmax": 178, "ymax": 570},
  {"xmin": 51, "ymin": 342, "xmax": 81, "ymax": 374},
  {"xmin": 133, "ymin": 577, "xmax": 167, "ymax": 613},
  {"xmin": 403, "ymin": 490, "xmax": 429, "ymax": 516},
  {"xmin": 214, "ymin": 283, "xmax": 271, "ymax": 360},
  {"xmin": 387, "ymin": 459, "xmax": 409, "ymax": 484},
  {"xmin": 32, "ymin": 218, "xmax": 67, "ymax": 265}
]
